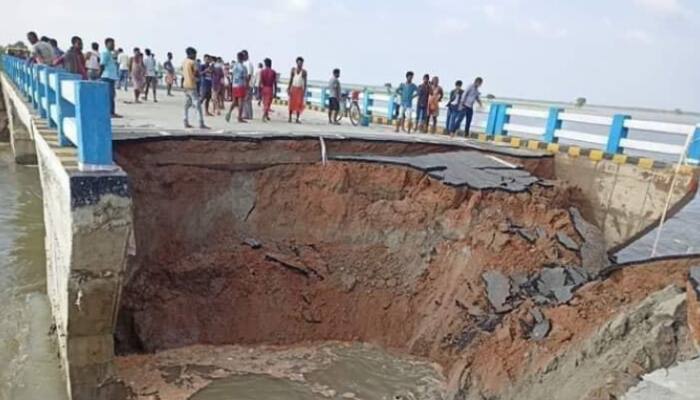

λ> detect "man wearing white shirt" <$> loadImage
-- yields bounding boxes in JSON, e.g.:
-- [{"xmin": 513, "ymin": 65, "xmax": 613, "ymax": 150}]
[
  {"xmin": 241, "ymin": 50, "xmax": 254, "ymax": 119},
  {"xmin": 143, "ymin": 49, "xmax": 158, "ymax": 102},
  {"xmin": 253, "ymin": 62, "xmax": 263, "ymax": 106},
  {"xmin": 117, "ymin": 48, "xmax": 130, "ymax": 90},
  {"xmin": 458, "ymin": 77, "xmax": 483, "ymax": 136},
  {"xmin": 26, "ymin": 31, "xmax": 54, "ymax": 65}
]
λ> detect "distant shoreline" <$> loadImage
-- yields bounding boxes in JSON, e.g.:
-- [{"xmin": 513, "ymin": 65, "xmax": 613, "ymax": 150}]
[{"xmin": 305, "ymin": 78, "xmax": 699, "ymax": 118}]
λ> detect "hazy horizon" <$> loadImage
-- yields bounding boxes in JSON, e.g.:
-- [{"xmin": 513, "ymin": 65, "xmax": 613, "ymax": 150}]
[{"xmin": 2, "ymin": 0, "xmax": 698, "ymax": 113}]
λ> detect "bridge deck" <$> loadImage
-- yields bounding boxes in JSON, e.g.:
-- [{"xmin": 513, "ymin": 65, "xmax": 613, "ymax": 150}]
[{"xmin": 111, "ymin": 90, "xmax": 544, "ymax": 161}]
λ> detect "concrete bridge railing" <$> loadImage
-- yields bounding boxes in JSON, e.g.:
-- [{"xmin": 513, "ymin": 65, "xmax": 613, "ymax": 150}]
[
  {"xmin": 1, "ymin": 54, "xmax": 131, "ymax": 400},
  {"xmin": 2, "ymin": 55, "xmax": 114, "ymax": 170},
  {"xmin": 7, "ymin": 49, "xmax": 695, "ymax": 166},
  {"xmin": 273, "ymin": 80, "xmax": 700, "ymax": 165}
]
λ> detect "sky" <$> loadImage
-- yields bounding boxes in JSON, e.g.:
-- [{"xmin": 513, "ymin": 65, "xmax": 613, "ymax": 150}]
[{"xmin": 1, "ymin": 0, "xmax": 699, "ymax": 112}]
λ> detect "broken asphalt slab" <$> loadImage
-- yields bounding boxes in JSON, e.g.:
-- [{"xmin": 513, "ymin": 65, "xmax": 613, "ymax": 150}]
[
  {"xmin": 569, "ymin": 207, "xmax": 608, "ymax": 277},
  {"xmin": 556, "ymin": 232, "xmax": 580, "ymax": 252},
  {"xmin": 482, "ymin": 271, "xmax": 514, "ymax": 313},
  {"xmin": 331, "ymin": 151, "xmax": 539, "ymax": 192}
]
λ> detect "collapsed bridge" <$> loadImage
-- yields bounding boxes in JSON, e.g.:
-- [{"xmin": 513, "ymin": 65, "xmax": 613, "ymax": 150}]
[{"xmin": 1, "ymin": 56, "xmax": 700, "ymax": 400}]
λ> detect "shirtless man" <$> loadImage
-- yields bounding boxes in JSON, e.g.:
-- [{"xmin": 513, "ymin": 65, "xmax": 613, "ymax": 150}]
[
  {"xmin": 427, "ymin": 76, "xmax": 444, "ymax": 133},
  {"xmin": 163, "ymin": 52, "xmax": 176, "ymax": 96},
  {"xmin": 287, "ymin": 57, "xmax": 308, "ymax": 123}
]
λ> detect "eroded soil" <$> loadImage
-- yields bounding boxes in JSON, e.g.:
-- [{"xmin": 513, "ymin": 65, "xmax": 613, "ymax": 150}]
[{"xmin": 113, "ymin": 139, "xmax": 699, "ymax": 400}]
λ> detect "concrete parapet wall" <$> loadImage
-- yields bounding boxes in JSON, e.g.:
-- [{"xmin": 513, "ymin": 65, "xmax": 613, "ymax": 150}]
[
  {"xmin": 36, "ymin": 123, "xmax": 132, "ymax": 400},
  {"xmin": 2, "ymin": 71, "xmax": 132, "ymax": 400}
]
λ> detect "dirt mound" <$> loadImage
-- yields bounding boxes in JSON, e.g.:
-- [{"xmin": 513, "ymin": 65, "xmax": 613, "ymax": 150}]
[{"xmin": 113, "ymin": 139, "xmax": 698, "ymax": 399}]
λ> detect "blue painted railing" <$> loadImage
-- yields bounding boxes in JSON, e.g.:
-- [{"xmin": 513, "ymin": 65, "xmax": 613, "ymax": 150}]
[
  {"xmin": 1, "ymin": 55, "xmax": 114, "ymax": 170},
  {"xmin": 280, "ymin": 80, "xmax": 700, "ymax": 164},
  {"xmin": 5, "ymin": 51, "xmax": 696, "ymax": 165}
]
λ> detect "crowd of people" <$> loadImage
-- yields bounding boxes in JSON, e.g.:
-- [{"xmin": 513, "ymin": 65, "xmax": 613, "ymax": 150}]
[
  {"xmin": 24, "ymin": 32, "xmax": 123, "ymax": 117},
  {"xmin": 179, "ymin": 47, "xmax": 291, "ymax": 128},
  {"xmin": 393, "ymin": 72, "xmax": 483, "ymax": 136},
  {"xmin": 21, "ymin": 31, "xmax": 483, "ymax": 135}
]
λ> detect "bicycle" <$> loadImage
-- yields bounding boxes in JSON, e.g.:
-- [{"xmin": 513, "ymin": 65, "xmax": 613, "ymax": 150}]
[{"xmin": 334, "ymin": 89, "xmax": 363, "ymax": 126}]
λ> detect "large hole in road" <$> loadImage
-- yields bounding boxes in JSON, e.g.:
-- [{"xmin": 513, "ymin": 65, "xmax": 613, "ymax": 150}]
[{"xmin": 113, "ymin": 138, "xmax": 698, "ymax": 400}]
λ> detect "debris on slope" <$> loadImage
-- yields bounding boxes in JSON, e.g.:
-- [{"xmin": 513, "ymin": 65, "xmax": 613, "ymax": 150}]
[{"xmin": 570, "ymin": 207, "xmax": 608, "ymax": 277}]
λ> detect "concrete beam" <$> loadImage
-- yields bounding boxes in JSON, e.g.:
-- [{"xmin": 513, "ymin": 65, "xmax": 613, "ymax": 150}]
[{"xmin": 554, "ymin": 153, "xmax": 698, "ymax": 252}]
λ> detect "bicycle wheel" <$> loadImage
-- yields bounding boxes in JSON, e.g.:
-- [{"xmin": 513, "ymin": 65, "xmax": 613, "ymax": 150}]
[{"xmin": 349, "ymin": 103, "xmax": 362, "ymax": 126}]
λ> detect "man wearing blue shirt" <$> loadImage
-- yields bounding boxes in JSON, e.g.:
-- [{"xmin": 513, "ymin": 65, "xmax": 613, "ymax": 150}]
[
  {"xmin": 99, "ymin": 37, "xmax": 121, "ymax": 118},
  {"xmin": 395, "ymin": 71, "xmax": 417, "ymax": 133}
]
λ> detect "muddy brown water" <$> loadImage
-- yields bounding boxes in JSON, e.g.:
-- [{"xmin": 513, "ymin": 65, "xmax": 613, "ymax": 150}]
[
  {"xmin": 190, "ymin": 344, "xmax": 446, "ymax": 400},
  {"xmin": 0, "ymin": 143, "xmax": 697, "ymax": 399}
]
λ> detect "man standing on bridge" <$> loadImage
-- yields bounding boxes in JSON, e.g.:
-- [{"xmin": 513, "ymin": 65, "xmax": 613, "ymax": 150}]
[
  {"xmin": 143, "ymin": 49, "xmax": 158, "ymax": 103},
  {"xmin": 163, "ymin": 52, "xmax": 176, "ymax": 96},
  {"xmin": 259, "ymin": 58, "xmax": 277, "ymax": 122},
  {"xmin": 61, "ymin": 36, "xmax": 88, "ymax": 80},
  {"xmin": 86, "ymin": 43, "xmax": 101, "ymax": 80},
  {"xmin": 99, "ymin": 38, "xmax": 121, "ymax": 118},
  {"xmin": 287, "ymin": 57, "xmax": 307, "ymax": 124},
  {"xmin": 241, "ymin": 50, "xmax": 255, "ymax": 120},
  {"xmin": 26, "ymin": 31, "xmax": 54, "ymax": 65},
  {"xmin": 118, "ymin": 48, "xmax": 130, "ymax": 90},
  {"xmin": 395, "ymin": 71, "xmax": 417, "ymax": 133},
  {"xmin": 458, "ymin": 77, "xmax": 483, "ymax": 136},
  {"xmin": 182, "ymin": 47, "xmax": 208, "ymax": 129},
  {"xmin": 199, "ymin": 55, "xmax": 214, "ymax": 116},
  {"xmin": 328, "ymin": 68, "xmax": 341, "ymax": 125},
  {"xmin": 415, "ymin": 74, "xmax": 431, "ymax": 133},
  {"xmin": 428, "ymin": 76, "xmax": 443, "ymax": 133},
  {"xmin": 225, "ymin": 51, "xmax": 249, "ymax": 124},
  {"xmin": 49, "ymin": 38, "xmax": 64, "ymax": 61},
  {"xmin": 445, "ymin": 80, "xmax": 464, "ymax": 135}
]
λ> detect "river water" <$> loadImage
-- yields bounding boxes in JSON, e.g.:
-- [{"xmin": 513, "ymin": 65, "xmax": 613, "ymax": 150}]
[
  {"xmin": 0, "ymin": 131, "xmax": 697, "ymax": 399},
  {"xmin": 0, "ymin": 145, "xmax": 68, "ymax": 400}
]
